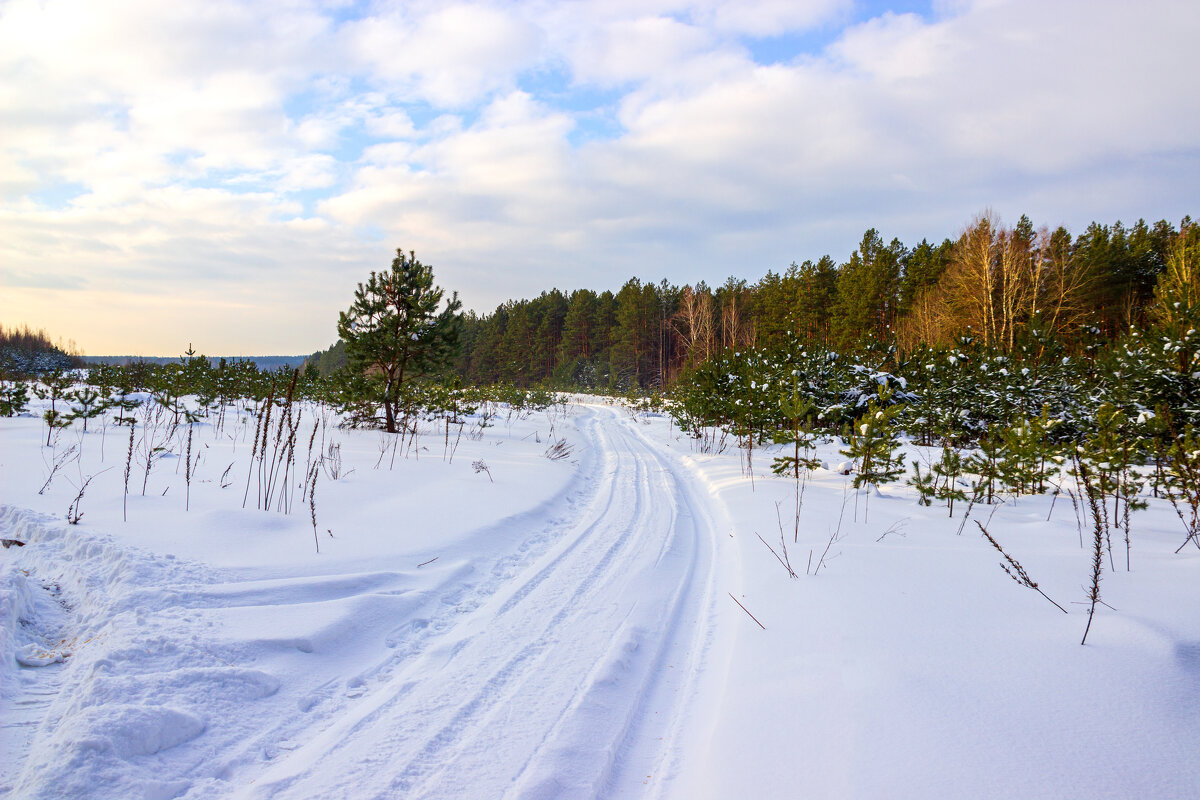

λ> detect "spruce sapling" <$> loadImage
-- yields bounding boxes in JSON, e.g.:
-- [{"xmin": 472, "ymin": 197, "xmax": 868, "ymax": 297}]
[
  {"xmin": 0, "ymin": 380, "xmax": 31, "ymax": 417},
  {"xmin": 773, "ymin": 384, "xmax": 820, "ymax": 543}
]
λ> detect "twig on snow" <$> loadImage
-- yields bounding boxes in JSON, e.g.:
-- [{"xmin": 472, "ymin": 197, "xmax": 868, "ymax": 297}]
[{"xmin": 728, "ymin": 593, "xmax": 766, "ymax": 630}]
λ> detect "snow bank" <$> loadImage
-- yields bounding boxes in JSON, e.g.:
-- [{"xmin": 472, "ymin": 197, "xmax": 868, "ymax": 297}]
[
  {"xmin": 639, "ymin": 415, "xmax": 1200, "ymax": 800},
  {"xmin": 1, "ymin": 400, "xmax": 587, "ymax": 799}
]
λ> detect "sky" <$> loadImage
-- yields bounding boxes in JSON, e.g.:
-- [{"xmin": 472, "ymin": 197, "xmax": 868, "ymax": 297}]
[{"xmin": 1, "ymin": 0, "xmax": 1197, "ymax": 356}]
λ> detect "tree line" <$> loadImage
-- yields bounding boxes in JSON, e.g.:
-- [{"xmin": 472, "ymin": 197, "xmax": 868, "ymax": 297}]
[
  {"xmin": 0, "ymin": 325, "xmax": 83, "ymax": 376},
  {"xmin": 442, "ymin": 211, "xmax": 1193, "ymax": 391}
]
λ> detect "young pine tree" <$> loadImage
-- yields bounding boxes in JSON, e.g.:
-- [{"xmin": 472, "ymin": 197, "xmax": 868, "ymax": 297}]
[
  {"xmin": 337, "ymin": 249, "xmax": 462, "ymax": 433},
  {"xmin": 34, "ymin": 369, "xmax": 74, "ymax": 445},
  {"xmin": 841, "ymin": 384, "xmax": 905, "ymax": 491},
  {"xmin": 771, "ymin": 376, "xmax": 821, "ymax": 479}
]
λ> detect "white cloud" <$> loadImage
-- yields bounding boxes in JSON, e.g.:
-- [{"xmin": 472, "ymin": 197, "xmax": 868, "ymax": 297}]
[
  {"xmin": 830, "ymin": 1, "xmax": 1200, "ymax": 172},
  {"xmin": 323, "ymin": 90, "xmax": 580, "ymax": 267},
  {"xmin": 0, "ymin": 0, "xmax": 1197, "ymax": 352},
  {"xmin": 551, "ymin": 13, "xmax": 721, "ymax": 87},
  {"xmin": 364, "ymin": 109, "xmax": 418, "ymax": 140},
  {"xmin": 343, "ymin": 2, "xmax": 545, "ymax": 107},
  {"xmin": 698, "ymin": 0, "xmax": 850, "ymax": 36}
]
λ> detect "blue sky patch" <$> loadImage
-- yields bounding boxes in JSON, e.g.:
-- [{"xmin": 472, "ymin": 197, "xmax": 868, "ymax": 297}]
[{"xmin": 29, "ymin": 181, "xmax": 88, "ymax": 210}]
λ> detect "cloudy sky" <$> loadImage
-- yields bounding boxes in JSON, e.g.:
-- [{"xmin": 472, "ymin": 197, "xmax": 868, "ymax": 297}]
[{"xmin": 1, "ymin": 0, "xmax": 1197, "ymax": 355}]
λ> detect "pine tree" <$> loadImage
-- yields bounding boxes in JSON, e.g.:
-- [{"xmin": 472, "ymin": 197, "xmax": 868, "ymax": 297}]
[
  {"xmin": 833, "ymin": 230, "xmax": 904, "ymax": 348},
  {"xmin": 932, "ymin": 444, "xmax": 967, "ymax": 515},
  {"xmin": 898, "ymin": 238, "xmax": 953, "ymax": 316},
  {"xmin": 908, "ymin": 459, "xmax": 938, "ymax": 506},
  {"xmin": 337, "ymin": 249, "xmax": 461, "ymax": 433},
  {"xmin": 0, "ymin": 380, "xmax": 30, "ymax": 416},
  {"xmin": 65, "ymin": 386, "xmax": 111, "ymax": 433},
  {"xmin": 771, "ymin": 376, "xmax": 821, "ymax": 478},
  {"xmin": 531, "ymin": 289, "xmax": 568, "ymax": 382},
  {"xmin": 559, "ymin": 290, "xmax": 597, "ymax": 364},
  {"xmin": 841, "ymin": 384, "xmax": 905, "ymax": 491},
  {"xmin": 611, "ymin": 279, "xmax": 664, "ymax": 390},
  {"xmin": 497, "ymin": 301, "xmax": 533, "ymax": 384},
  {"xmin": 34, "ymin": 368, "xmax": 74, "ymax": 445},
  {"xmin": 991, "ymin": 408, "xmax": 1060, "ymax": 497}
]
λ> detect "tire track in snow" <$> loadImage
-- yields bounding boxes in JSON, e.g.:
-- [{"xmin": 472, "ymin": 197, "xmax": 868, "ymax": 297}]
[
  {"xmin": 186, "ymin": 411, "xmax": 620, "ymax": 783},
  {"xmin": 236, "ymin": 405, "xmax": 719, "ymax": 800}
]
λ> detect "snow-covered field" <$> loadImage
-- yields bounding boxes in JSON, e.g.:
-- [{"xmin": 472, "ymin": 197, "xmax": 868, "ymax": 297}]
[{"xmin": 2, "ymin": 396, "xmax": 1199, "ymax": 799}]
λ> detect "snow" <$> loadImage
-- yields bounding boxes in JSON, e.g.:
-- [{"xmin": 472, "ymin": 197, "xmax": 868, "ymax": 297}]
[{"xmin": 2, "ymin": 396, "xmax": 1200, "ymax": 798}]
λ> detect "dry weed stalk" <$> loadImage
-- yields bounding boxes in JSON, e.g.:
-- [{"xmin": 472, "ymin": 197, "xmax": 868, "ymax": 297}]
[
  {"xmin": 449, "ymin": 420, "xmax": 466, "ymax": 464},
  {"xmin": 38, "ymin": 435, "xmax": 79, "ymax": 495},
  {"xmin": 375, "ymin": 432, "xmax": 398, "ymax": 470},
  {"xmin": 308, "ymin": 461, "xmax": 320, "ymax": 554},
  {"xmin": 1075, "ymin": 452, "xmax": 1107, "ymax": 645},
  {"xmin": 243, "ymin": 385, "xmax": 272, "ymax": 509},
  {"xmin": 812, "ymin": 481, "xmax": 851, "ymax": 576},
  {"xmin": 756, "ymin": 517, "xmax": 797, "ymax": 579},
  {"xmin": 728, "ymin": 593, "xmax": 766, "ymax": 630},
  {"xmin": 402, "ymin": 412, "xmax": 420, "ymax": 462},
  {"xmin": 1065, "ymin": 487, "xmax": 1084, "ymax": 548},
  {"xmin": 976, "ymin": 520, "xmax": 1067, "ymax": 613},
  {"xmin": 67, "ymin": 468, "xmax": 110, "ymax": 525},
  {"xmin": 184, "ymin": 423, "xmax": 195, "ymax": 511},
  {"xmin": 472, "ymin": 459, "xmax": 493, "ymax": 482},
  {"xmin": 123, "ymin": 423, "xmax": 135, "ymax": 521},
  {"xmin": 260, "ymin": 370, "xmax": 300, "ymax": 512},
  {"xmin": 543, "ymin": 439, "xmax": 574, "ymax": 461},
  {"xmin": 301, "ymin": 419, "xmax": 319, "ymax": 501},
  {"xmin": 322, "ymin": 441, "xmax": 344, "ymax": 480},
  {"xmin": 876, "ymin": 520, "xmax": 907, "ymax": 542},
  {"xmin": 138, "ymin": 402, "xmax": 171, "ymax": 496}
]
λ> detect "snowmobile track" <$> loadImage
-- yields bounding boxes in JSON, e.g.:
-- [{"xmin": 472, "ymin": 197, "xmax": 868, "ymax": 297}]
[{"xmin": 236, "ymin": 404, "xmax": 720, "ymax": 800}]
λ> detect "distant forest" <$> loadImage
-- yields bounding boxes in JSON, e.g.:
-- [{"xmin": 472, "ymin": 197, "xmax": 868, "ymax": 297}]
[
  {"xmin": 82, "ymin": 355, "xmax": 308, "ymax": 371},
  {"xmin": 0, "ymin": 325, "xmax": 83, "ymax": 374},
  {"xmin": 309, "ymin": 210, "xmax": 1195, "ymax": 392}
]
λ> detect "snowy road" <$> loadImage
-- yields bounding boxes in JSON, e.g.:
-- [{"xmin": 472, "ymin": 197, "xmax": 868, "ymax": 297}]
[
  {"xmin": 2, "ymin": 404, "xmax": 726, "ymax": 799},
  {"xmin": 236, "ymin": 406, "xmax": 721, "ymax": 799}
]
